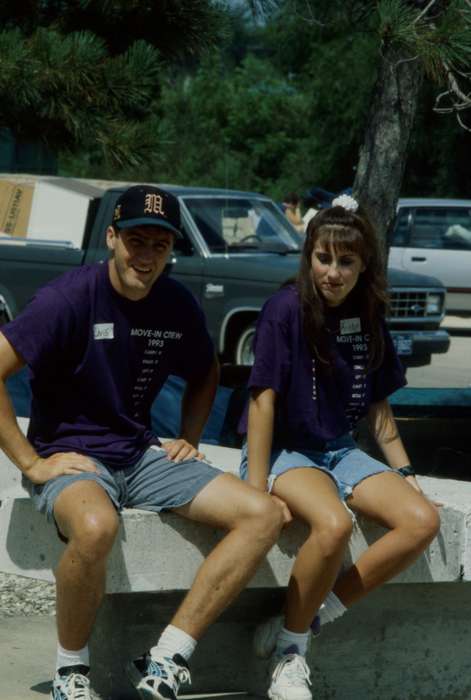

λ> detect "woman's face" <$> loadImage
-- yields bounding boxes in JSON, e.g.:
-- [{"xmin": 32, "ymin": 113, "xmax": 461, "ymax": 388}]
[{"xmin": 311, "ymin": 240, "xmax": 365, "ymax": 307}]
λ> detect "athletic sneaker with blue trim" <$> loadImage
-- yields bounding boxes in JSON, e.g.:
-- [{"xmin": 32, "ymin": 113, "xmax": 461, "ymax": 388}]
[
  {"xmin": 268, "ymin": 652, "xmax": 312, "ymax": 700},
  {"xmin": 50, "ymin": 665, "xmax": 91, "ymax": 700},
  {"xmin": 126, "ymin": 652, "xmax": 191, "ymax": 700}
]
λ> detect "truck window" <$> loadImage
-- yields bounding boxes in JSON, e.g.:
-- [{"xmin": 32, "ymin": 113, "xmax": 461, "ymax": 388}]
[
  {"xmin": 173, "ymin": 223, "xmax": 194, "ymax": 256},
  {"xmin": 391, "ymin": 209, "xmax": 410, "ymax": 246},
  {"xmin": 182, "ymin": 196, "xmax": 300, "ymax": 253},
  {"xmin": 410, "ymin": 208, "xmax": 471, "ymax": 250}
]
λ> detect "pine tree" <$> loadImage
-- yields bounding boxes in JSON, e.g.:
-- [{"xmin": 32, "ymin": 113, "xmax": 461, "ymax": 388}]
[
  {"xmin": 0, "ymin": 1, "xmax": 226, "ymax": 169},
  {"xmin": 250, "ymin": 0, "xmax": 471, "ymax": 245}
]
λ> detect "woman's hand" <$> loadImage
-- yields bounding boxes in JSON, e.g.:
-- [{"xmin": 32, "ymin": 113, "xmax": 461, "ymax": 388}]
[
  {"xmin": 271, "ymin": 494, "xmax": 293, "ymax": 526},
  {"xmin": 406, "ymin": 475, "xmax": 443, "ymax": 507}
]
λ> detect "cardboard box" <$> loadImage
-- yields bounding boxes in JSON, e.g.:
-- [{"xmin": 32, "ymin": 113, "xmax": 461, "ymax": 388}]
[{"xmin": 0, "ymin": 180, "xmax": 34, "ymax": 237}]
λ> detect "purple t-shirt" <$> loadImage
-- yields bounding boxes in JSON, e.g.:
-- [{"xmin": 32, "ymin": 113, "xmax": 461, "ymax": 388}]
[
  {"xmin": 3, "ymin": 263, "xmax": 214, "ymax": 468},
  {"xmin": 239, "ymin": 285, "xmax": 406, "ymax": 448}
]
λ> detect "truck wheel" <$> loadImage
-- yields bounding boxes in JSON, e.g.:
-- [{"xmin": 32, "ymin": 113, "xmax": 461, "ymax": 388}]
[{"xmin": 235, "ymin": 324, "xmax": 256, "ymax": 365}]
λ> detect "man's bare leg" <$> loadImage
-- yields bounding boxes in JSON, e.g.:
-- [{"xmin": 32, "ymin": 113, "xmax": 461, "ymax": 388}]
[
  {"xmin": 169, "ymin": 473, "xmax": 284, "ymax": 638},
  {"xmin": 53, "ymin": 480, "xmax": 120, "ymax": 650}
]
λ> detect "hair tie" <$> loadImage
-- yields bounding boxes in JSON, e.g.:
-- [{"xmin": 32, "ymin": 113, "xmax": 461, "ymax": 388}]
[{"xmin": 331, "ymin": 194, "xmax": 358, "ymax": 213}]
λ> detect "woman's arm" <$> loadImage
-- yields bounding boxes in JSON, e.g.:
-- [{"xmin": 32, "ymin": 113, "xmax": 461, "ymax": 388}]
[
  {"xmin": 367, "ymin": 398, "xmax": 422, "ymax": 492},
  {"xmin": 247, "ymin": 387, "xmax": 292, "ymax": 522},
  {"xmin": 247, "ymin": 387, "xmax": 276, "ymax": 491}
]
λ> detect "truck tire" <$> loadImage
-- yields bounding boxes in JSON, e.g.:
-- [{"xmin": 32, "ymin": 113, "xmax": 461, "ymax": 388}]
[{"xmin": 235, "ymin": 324, "xmax": 256, "ymax": 366}]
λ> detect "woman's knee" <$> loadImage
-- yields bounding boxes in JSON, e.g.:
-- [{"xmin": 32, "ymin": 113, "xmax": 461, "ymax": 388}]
[
  {"xmin": 311, "ymin": 510, "xmax": 353, "ymax": 558},
  {"xmin": 405, "ymin": 501, "xmax": 440, "ymax": 547}
]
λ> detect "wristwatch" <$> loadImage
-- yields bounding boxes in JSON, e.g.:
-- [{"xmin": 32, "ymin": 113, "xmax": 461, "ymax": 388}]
[{"xmin": 397, "ymin": 465, "xmax": 416, "ymax": 478}]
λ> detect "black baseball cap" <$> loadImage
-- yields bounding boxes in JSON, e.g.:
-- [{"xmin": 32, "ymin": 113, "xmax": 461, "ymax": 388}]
[{"xmin": 112, "ymin": 185, "xmax": 183, "ymax": 238}]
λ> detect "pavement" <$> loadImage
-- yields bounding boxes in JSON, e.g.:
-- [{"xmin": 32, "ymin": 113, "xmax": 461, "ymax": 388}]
[
  {"xmin": 405, "ymin": 316, "xmax": 471, "ymax": 388},
  {"xmin": 0, "ymin": 615, "xmax": 254, "ymax": 699}
]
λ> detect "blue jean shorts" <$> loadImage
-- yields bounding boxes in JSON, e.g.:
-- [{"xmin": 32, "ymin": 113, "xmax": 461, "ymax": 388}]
[
  {"xmin": 24, "ymin": 445, "xmax": 222, "ymax": 524},
  {"xmin": 240, "ymin": 434, "xmax": 398, "ymax": 501}
]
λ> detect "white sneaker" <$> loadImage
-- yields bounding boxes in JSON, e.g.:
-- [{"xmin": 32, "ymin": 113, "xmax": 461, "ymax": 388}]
[
  {"xmin": 268, "ymin": 653, "xmax": 312, "ymax": 700},
  {"xmin": 50, "ymin": 665, "xmax": 91, "ymax": 700}
]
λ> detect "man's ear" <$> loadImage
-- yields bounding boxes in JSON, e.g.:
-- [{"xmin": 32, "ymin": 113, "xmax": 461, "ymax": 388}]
[{"xmin": 106, "ymin": 226, "xmax": 117, "ymax": 252}]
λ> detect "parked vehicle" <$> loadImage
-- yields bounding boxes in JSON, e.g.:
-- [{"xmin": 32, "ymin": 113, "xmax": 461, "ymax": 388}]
[
  {"xmin": 0, "ymin": 182, "xmax": 449, "ymax": 367},
  {"xmin": 389, "ymin": 198, "xmax": 471, "ymax": 316}
]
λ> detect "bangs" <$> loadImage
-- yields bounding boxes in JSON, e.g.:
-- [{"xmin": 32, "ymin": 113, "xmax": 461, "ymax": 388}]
[{"xmin": 316, "ymin": 224, "xmax": 366, "ymax": 257}]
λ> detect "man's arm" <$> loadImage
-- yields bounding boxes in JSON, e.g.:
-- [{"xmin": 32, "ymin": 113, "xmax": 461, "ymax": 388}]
[
  {"xmin": 0, "ymin": 332, "xmax": 97, "ymax": 483},
  {"xmin": 162, "ymin": 355, "xmax": 219, "ymax": 462}
]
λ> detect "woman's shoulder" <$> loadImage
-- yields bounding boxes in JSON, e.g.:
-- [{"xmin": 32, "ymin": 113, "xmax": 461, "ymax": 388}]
[{"xmin": 261, "ymin": 284, "xmax": 300, "ymax": 323}]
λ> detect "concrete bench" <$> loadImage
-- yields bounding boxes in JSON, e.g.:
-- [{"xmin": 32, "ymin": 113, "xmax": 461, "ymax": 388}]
[{"xmin": 1, "ymin": 418, "xmax": 471, "ymax": 699}]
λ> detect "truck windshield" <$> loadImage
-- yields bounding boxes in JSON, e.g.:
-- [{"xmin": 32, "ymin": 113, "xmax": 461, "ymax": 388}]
[{"xmin": 181, "ymin": 196, "xmax": 302, "ymax": 253}]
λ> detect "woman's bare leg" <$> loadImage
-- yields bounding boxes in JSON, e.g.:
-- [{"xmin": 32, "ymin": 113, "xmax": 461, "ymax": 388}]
[
  {"xmin": 332, "ymin": 472, "xmax": 440, "ymax": 607},
  {"xmin": 272, "ymin": 468, "xmax": 352, "ymax": 632}
]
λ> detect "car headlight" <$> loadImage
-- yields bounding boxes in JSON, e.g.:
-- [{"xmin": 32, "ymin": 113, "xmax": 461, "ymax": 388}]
[{"xmin": 426, "ymin": 293, "xmax": 442, "ymax": 314}]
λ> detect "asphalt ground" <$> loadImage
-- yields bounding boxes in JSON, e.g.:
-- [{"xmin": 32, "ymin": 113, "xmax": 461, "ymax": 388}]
[
  {"xmin": 0, "ymin": 613, "xmax": 252, "ymax": 699},
  {"xmin": 405, "ymin": 315, "xmax": 471, "ymax": 388}
]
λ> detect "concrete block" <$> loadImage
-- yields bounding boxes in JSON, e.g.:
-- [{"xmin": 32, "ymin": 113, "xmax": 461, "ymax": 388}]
[{"xmin": 3, "ymin": 418, "xmax": 471, "ymax": 698}]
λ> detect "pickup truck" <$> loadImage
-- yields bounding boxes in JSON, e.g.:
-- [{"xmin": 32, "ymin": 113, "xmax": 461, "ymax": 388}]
[{"xmin": 0, "ymin": 182, "xmax": 450, "ymax": 368}]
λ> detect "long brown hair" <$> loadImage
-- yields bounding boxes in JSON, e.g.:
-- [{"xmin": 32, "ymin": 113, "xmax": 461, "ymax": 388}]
[{"xmin": 298, "ymin": 205, "xmax": 389, "ymax": 371}]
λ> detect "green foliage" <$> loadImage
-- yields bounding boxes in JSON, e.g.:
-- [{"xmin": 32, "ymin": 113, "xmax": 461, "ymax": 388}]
[
  {"xmin": 148, "ymin": 54, "xmax": 312, "ymax": 199},
  {"xmin": 0, "ymin": 26, "xmax": 163, "ymax": 167},
  {"xmin": 61, "ymin": 0, "xmax": 471, "ymax": 199},
  {"xmin": 0, "ymin": 0, "xmax": 227, "ymax": 59}
]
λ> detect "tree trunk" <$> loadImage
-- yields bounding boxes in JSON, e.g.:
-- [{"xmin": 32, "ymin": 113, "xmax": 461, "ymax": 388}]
[{"xmin": 353, "ymin": 43, "xmax": 423, "ymax": 252}]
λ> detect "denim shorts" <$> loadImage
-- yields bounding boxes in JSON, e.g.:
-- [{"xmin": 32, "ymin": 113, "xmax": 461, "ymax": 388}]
[
  {"xmin": 24, "ymin": 445, "xmax": 222, "ymax": 523},
  {"xmin": 240, "ymin": 434, "xmax": 398, "ymax": 501}
]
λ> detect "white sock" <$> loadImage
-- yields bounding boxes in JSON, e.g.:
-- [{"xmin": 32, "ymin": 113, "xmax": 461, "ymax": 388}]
[
  {"xmin": 56, "ymin": 643, "xmax": 90, "ymax": 671},
  {"xmin": 318, "ymin": 592, "xmax": 347, "ymax": 625},
  {"xmin": 150, "ymin": 624, "xmax": 197, "ymax": 662},
  {"xmin": 275, "ymin": 626, "xmax": 310, "ymax": 657}
]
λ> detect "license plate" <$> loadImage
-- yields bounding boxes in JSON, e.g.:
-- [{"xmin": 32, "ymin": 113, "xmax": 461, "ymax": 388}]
[{"xmin": 393, "ymin": 335, "xmax": 413, "ymax": 356}]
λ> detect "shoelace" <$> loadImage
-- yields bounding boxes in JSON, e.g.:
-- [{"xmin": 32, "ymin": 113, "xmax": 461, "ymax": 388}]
[
  {"xmin": 274, "ymin": 654, "xmax": 312, "ymax": 687},
  {"xmin": 60, "ymin": 671, "xmax": 90, "ymax": 700},
  {"xmin": 146, "ymin": 657, "xmax": 191, "ymax": 692}
]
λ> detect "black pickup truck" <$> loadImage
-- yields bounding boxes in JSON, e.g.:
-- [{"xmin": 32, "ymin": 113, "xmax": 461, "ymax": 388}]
[{"xmin": 0, "ymin": 182, "xmax": 450, "ymax": 367}]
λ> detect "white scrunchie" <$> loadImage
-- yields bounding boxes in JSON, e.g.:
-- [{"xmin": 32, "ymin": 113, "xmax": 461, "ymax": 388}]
[{"xmin": 331, "ymin": 194, "xmax": 358, "ymax": 212}]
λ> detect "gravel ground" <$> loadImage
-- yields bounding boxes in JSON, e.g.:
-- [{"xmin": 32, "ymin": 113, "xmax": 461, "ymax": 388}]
[{"xmin": 0, "ymin": 572, "xmax": 55, "ymax": 618}]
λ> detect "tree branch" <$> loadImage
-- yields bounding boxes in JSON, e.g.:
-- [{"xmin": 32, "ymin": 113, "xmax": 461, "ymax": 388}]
[{"xmin": 413, "ymin": 0, "xmax": 439, "ymax": 24}]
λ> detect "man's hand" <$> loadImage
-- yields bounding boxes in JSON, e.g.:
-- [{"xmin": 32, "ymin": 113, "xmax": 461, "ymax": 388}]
[
  {"xmin": 271, "ymin": 494, "xmax": 293, "ymax": 526},
  {"xmin": 25, "ymin": 452, "xmax": 98, "ymax": 485},
  {"xmin": 161, "ymin": 439, "xmax": 205, "ymax": 463}
]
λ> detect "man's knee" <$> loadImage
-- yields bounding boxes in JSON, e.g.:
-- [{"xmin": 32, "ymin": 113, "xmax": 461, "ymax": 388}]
[
  {"xmin": 239, "ymin": 491, "xmax": 284, "ymax": 539},
  {"xmin": 64, "ymin": 510, "xmax": 119, "ymax": 564}
]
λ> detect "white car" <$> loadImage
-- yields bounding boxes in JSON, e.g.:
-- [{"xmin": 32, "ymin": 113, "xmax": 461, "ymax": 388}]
[{"xmin": 389, "ymin": 198, "xmax": 471, "ymax": 315}]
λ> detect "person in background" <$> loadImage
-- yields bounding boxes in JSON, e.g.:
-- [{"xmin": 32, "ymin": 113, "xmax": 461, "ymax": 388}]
[
  {"xmin": 281, "ymin": 193, "xmax": 304, "ymax": 234},
  {"xmin": 240, "ymin": 194, "xmax": 440, "ymax": 700}
]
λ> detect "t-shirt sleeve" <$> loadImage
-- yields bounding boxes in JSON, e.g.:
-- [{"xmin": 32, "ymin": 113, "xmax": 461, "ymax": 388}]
[
  {"xmin": 173, "ymin": 293, "xmax": 215, "ymax": 382},
  {"xmin": 370, "ymin": 323, "xmax": 407, "ymax": 403},
  {"xmin": 1, "ymin": 287, "xmax": 76, "ymax": 372},
  {"xmin": 248, "ymin": 297, "xmax": 292, "ymax": 394}
]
